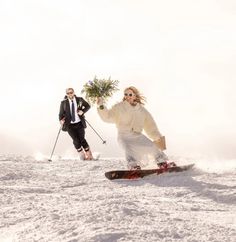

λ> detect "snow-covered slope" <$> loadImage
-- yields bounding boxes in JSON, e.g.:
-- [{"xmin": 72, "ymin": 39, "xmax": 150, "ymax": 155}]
[{"xmin": 0, "ymin": 155, "xmax": 235, "ymax": 242}]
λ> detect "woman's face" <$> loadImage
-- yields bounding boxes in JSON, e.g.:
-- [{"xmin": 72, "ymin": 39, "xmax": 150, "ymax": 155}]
[{"xmin": 124, "ymin": 89, "xmax": 136, "ymax": 105}]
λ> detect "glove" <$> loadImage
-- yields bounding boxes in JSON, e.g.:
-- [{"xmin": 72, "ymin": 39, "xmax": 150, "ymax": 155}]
[{"xmin": 154, "ymin": 136, "xmax": 166, "ymax": 151}]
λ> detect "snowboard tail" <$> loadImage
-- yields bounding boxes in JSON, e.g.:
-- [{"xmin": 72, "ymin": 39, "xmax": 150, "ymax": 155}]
[{"xmin": 105, "ymin": 164, "xmax": 194, "ymax": 180}]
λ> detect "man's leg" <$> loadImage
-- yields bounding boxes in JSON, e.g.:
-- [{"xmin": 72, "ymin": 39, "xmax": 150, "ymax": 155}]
[
  {"xmin": 67, "ymin": 123, "xmax": 86, "ymax": 160},
  {"xmin": 67, "ymin": 124, "xmax": 81, "ymax": 149},
  {"xmin": 76, "ymin": 123, "xmax": 93, "ymax": 160}
]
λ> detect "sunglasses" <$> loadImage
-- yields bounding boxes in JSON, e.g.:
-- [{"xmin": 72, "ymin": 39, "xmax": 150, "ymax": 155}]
[
  {"xmin": 67, "ymin": 91, "xmax": 74, "ymax": 95},
  {"xmin": 124, "ymin": 93, "xmax": 133, "ymax": 97}
]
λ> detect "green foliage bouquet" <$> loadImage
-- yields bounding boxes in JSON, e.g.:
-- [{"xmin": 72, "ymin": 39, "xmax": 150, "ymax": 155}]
[{"xmin": 81, "ymin": 76, "xmax": 119, "ymax": 104}]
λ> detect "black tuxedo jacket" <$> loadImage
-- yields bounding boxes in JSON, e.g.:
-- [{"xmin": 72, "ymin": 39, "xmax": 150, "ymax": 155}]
[{"xmin": 59, "ymin": 96, "xmax": 90, "ymax": 129}]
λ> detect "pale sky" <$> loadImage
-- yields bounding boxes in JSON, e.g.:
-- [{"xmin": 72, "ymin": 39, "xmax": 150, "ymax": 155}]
[{"xmin": 0, "ymin": 0, "xmax": 236, "ymax": 159}]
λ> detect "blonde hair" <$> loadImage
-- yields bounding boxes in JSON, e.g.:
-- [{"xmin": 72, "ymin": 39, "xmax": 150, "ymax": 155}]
[{"xmin": 122, "ymin": 86, "xmax": 146, "ymax": 105}]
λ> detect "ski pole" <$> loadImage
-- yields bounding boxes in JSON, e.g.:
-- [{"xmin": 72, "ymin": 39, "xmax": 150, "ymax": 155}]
[
  {"xmin": 85, "ymin": 119, "xmax": 106, "ymax": 144},
  {"xmin": 48, "ymin": 125, "xmax": 62, "ymax": 161}
]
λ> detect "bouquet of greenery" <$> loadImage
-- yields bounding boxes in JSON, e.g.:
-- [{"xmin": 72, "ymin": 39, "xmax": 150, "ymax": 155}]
[{"xmin": 81, "ymin": 76, "xmax": 119, "ymax": 105}]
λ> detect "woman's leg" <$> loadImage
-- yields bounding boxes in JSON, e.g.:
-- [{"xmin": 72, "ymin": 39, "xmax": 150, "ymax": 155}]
[{"xmin": 125, "ymin": 153, "xmax": 141, "ymax": 170}]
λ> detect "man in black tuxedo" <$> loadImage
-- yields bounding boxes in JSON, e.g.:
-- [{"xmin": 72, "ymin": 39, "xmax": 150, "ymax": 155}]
[{"xmin": 59, "ymin": 88, "xmax": 93, "ymax": 160}]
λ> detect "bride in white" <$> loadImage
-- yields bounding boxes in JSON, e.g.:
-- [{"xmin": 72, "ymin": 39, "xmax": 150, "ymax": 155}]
[{"xmin": 97, "ymin": 86, "xmax": 170, "ymax": 170}]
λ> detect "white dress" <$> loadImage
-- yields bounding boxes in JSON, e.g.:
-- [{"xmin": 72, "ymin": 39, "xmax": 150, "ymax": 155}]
[{"xmin": 118, "ymin": 131, "xmax": 168, "ymax": 169}]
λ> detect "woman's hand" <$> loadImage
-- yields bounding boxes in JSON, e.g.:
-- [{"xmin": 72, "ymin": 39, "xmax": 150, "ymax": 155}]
[
  {"xmin": 154, "ymin": 136, "xmax": 166, "ymax": 151},
  {"xmin": 96, "ymin": 97, "xmax": 105, "ymax": 110},
  {"xmin": 96, "ymin": 97, "xmax": 104, "ymax": 105}
]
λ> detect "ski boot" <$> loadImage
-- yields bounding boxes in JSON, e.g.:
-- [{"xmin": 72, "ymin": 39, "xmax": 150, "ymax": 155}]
[
  {"xmin": 157, "ymin": 161, "xmax": 177, "ymax": 170},
  {"xmin": 77, "ymin": 148, "xmax": 86, "ymax": 160},
  {"xmin": 84, "ymin": 148, "xmax": 94, "ymax": 160},
  {"xmin": 132, "ymin": 165, "xmax": 141, "ymax": 170}
]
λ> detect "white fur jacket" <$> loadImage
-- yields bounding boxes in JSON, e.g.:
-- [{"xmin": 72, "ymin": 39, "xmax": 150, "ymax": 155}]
[{"xmin": 97, "ymin": 100, "xmax": 162, "ymax": 141}]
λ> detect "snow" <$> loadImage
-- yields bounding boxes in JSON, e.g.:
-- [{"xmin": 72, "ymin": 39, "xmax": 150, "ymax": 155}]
[{"xmin": 0, "ymin": 154, "xmax": 235, "ymax": 242}]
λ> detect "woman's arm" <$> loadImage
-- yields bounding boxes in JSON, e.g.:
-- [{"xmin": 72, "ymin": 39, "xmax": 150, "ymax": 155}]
[
  {"xmin": 97, "ymin": 98, "xmax": 118, "ymax": 123},
  {"xmin": 143, "ymin": 110, "xmax": 162, "ymax": 141}
]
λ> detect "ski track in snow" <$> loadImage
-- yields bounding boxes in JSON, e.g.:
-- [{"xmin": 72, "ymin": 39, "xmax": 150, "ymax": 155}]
[{"xmin": 0, "ymin": 154, "xmax": 235, "ymax": 242}]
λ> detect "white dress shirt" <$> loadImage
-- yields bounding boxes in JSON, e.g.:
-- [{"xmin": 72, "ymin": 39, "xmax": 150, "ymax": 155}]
[{"xmin": 69, "ymin": 97, "xmax": 81, "ymax": 124}]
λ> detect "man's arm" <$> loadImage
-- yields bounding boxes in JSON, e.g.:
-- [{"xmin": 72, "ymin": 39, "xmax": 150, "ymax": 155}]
[
  {"xmin": 78, "ymin": 97, "xmax": 90, "ymax": 114},
  {"xmin": 59, "ymin": 101, "xmax": 65, "ymax": 121}
]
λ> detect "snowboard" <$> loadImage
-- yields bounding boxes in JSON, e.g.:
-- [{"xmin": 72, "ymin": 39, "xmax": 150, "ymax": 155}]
[{"xmin": 105, "ymin": 163, "xmax": 194, "ymax": 180}]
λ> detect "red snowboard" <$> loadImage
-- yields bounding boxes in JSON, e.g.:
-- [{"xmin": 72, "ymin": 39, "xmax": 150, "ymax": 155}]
[{"xmin": 105, "ymin": 163, "xmax": 194, "ymax": 180}]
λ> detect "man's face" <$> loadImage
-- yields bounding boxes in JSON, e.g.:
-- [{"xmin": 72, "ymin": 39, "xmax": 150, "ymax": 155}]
[{"xmin": 66, "ymin": 89, "xmax": 75, "ymax": 99}]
